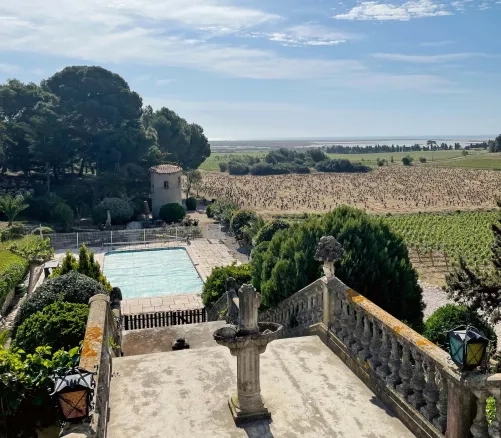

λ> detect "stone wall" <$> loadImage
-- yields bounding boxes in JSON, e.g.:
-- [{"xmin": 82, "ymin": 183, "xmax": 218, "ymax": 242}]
[{"xmin": 61, "ymin": 294, "xmax": 121, "ymax": 438}]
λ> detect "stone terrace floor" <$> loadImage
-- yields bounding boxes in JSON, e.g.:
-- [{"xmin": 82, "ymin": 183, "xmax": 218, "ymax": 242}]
[
  {"xmin": 53, "ymin": 239, "xmax": 238, "ymax": 315},
  {"xmin": 108, "ymin": 334, "xmax": 415, "ymax": 438}
]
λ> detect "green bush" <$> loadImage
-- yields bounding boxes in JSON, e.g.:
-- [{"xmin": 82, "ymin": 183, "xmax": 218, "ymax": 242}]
[
  {"xmin": 13, "ymin": 271, "xmax": 107, "ymax": 334},
  {"xmin": 14, "ymin": 302, "xmax": 89, "ymax": 353},
  {"xmin": 211, "ymin": 199, "xmax": 238, "ymax": 225},
  {"xmin": 251, "ymin": 206, "xmax": 425, "ymax": 330},
  {"xmin": 230, "ymin": 210, "xmax": 259, "ymax": 240},
  {"xmin": 202, "ymin": 263, "xmax": 252, "ymax": 306},
  {"xmin": 93, "ymin": 197, "xmax": 134, "ymax": 225},
  {"xmin": 423, "ymin": 304, "xmax": 497, "ymax": 350},
  {"xmin": 53, "ymin": 203, "xmax": 75, "ymax": 231},
  {"xmin": 0, "ymin": 223, "xmax": 25, "ymax": 242},
  {"xmin": 206, "ymin": 204, "xmax": 214, "ymax": 218},
  {"xmin": 26, "ymin": 195, "xmax": 65, "ymax": 222},
  {"xmin": 159, "ymin": 203, "xmax": 186, "ymax": 223},
  {"xmin": 402, "ymin": 156, "xmax": 414, "ymax": 166},
  {"xmin": 219, "ymin": 162, "xmax": 228, "ymax": 172},
  {"xmin": 186, "ymin": 197, "xmax": 197, "ymax": 211},
  {"xmin": 254, "ymin": 219, "xmax": 290, "ymax": 246},
  {"xmin": 0, "ymin": 250, "xmax": 28, "ymax": 310},
  {"xmin": 52, "ymin": 245, "xmax": 112, "ymax": 291},
  {"xmin": 30, "ymin": 226, "xmax": 55, "ymax": 235}
]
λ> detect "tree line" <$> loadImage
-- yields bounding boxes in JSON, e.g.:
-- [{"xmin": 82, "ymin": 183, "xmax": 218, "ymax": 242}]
[{"xmin": 0, "ymin": 66, "xmax": 211, "ymax": 202}]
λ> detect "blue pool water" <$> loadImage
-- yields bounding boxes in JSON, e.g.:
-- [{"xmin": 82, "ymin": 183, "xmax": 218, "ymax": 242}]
[{"xmin": 103, "ymin": 248, "xmax": 203, "ymax": 299}]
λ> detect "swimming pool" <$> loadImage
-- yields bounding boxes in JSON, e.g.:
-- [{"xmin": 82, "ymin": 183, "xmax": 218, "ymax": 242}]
[{"xmin": 103, "ymin": 248, "xmax": 203, "ymax": 299}]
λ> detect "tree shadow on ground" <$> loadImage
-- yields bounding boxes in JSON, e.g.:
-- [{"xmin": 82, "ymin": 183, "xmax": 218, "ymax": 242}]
[{"xmin": 240, "ymin": 419, "xmax": 274, "ymax": 438}]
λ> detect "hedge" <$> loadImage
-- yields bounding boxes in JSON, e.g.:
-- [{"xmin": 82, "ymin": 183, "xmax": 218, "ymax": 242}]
[
  {"xmin": 202, "ymin": 263, "xmax": 252, "ymax": 306},
  {"xmin": 159, "ymin": 203, "xmax": 186, "ymax": 223},
  {"xmin": 0, "ymin": 251, "xmax": 28, "ymax": 310},
  {"xmin": 93, "ymin": 197, "xmax": 134, "ymax": 225}
]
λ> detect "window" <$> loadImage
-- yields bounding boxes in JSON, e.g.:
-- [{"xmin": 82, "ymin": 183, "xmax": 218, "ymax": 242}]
[{"xmin": 164, "ymin": 181, "xmax": 169, "ymax": 189}]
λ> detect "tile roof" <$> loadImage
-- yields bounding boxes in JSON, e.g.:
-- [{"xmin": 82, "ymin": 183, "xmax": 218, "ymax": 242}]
[{"xmin": 149, "ymin": 164, "xmax": 182, "ymax": 174}]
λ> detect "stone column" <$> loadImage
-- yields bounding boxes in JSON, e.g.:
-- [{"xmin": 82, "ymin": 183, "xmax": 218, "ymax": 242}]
[
  {"xmin": 446, "ymin": 379, "xmax": 476, "ymax": 438},
  {"xmin": 234, "ymin": 345, "xmax": 266, "ymax": 413}
]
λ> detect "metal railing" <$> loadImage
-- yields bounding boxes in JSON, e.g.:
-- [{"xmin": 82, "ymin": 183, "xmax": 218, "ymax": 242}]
[{"xmin": 47, "ymin": 226, "xmax": 202, "ymax": 249}]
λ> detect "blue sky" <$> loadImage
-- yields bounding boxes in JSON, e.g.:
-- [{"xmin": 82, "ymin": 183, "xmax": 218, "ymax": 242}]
[{"xmin": 0, "ymin": 0, "xmax": 500, "ymax": 139}]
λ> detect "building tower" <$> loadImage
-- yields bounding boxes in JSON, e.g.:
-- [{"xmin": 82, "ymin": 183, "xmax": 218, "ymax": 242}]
[{"xmin": 149, "ymin": 164, "xmax": 183, "ymax": 218}]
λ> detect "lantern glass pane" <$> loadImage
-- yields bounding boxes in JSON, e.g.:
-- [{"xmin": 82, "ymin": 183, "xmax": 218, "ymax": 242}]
[
  {"xmin": 466, "ymin": 342, "xmax": 485, "ymax": 365},
  {"xmin": 59, "ymin": 390, "xmax": 87, "ymax": 419},
  {"xmin": 449, "ymin": 337, "xmax": 464, "ymax": 364}
]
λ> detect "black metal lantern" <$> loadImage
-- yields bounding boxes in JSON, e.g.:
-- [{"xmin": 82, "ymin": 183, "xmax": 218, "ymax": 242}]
[
  {"xmin": 51, "ymin": 368, "xmax": 95, "ymax": 422},
  {"xmin": 447, "ymin": 326, "xmax": 490, "ymax": 371}
]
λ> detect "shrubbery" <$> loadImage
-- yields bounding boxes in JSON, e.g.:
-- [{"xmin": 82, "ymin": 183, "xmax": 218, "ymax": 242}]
[
  {"xmin": 53, "ymin": 203, "xmax": 75, "ymax": 231},
  {"xmin": 14, "ymin": 302, "xmax": 89, "ymax": 353},
  {"xmin": 251, "ymin": 206, "xmax": 424, "ymax": 329},
  {"xmin": 314, "ymin": 159, "xmax": 370, "ymax": 173},
  {"xmin": 228, "ymin": 161, "xmax": 250, "ymax": 175},
  {"xmin": 419, "ymin": 157, "xmax": 427, "ymax": 163},
  {"xmin": 210, "ymin": 199, "xmax": 239, "ymax": 225},
  {"xmin": 202, "ymin": 263, "xmax": 252, "ymax": 306},
  {"xmin": 13, "ymin": 271, "xmax": 107, "ymax": 334},
  {"xmin": 206, "ymin": 204, "xmax": 214, "ymax": 218},
  {"xmin": 186, "ymin": 197, "xmax": 197, "ymax": 211},
  {"xmin": 254, "ymin": 219, "xmax": 290, "ymax": 246},
  {"xmin": 52, "ymin": 245, "xmax": 112, "ymax": 291},
  {"xmin": 159, "ymin": 203, "xmax": 186, "ymax": 223},
  {"xmin": 0, "ymin": 223, "xmax": 25, "ymax": 242},
  {"xmin": 27, "ymin": 195, "xmax": 66, "ymax": 222},
  {"xmin": 0, "ymin": 251, "xmax": 28, "ymax": 310},
  {"xmin": 424, "ymin": 304, "xmax": 497, "ymax": 350},
  {"xmin": 93, "ymin": 197, "xmax": 134, "ymax": 225},
  {"xmin": 218, "ymin": 162, "xmax": 228, "ymax": 172},
  {"xmin": 230, "ymin": 210, "xmax": 259, "ymax": 240},
  {"xmin": 402, "ymin": 156, "xmax": 414, "ymax": 166}
]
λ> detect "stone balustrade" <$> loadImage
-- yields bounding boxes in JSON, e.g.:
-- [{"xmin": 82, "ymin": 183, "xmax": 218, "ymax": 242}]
[
  {"xmin": 308, "ymin": 274, "xmax": 501, "ymax": 438},
  {"xmin": 207, "ymin": 292, "xmax": 228, "ymax": 322},
  {"xmin": 259, "ymin": 278, "xmax": 325, "ymax": 338}
]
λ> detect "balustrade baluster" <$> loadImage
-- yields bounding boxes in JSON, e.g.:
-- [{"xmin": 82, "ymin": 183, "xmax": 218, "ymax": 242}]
[
  {"xmin": 376, "ymin": 326, "xmax": 391, "ymax": 379},
  {"xmin": 368, "ymin": 320, "xmax": 382, "ymax": 371},
  {"xmin": 420, "ymin": 360, "xmax": 439, "ymax": 421},
  {"xmin": 358, "ymin": 315, "xmax": 372, "ymax": 361},
  {"xmin": 397, "ymin": 343, "xmax": 413, "ymax": 399},
  {"xmin": 432, "ymin": 370, "xmax": 448, "ymax": 433},
  {"xmin": 387, "ymin": 335, "xmax": 401, "ymax": 388},
  {"xmin": 343, "ymin": 304, "xmax": 356, "ymax": 347},
  {"xmin": 351, "ymin": 309, "xmax": 364, "ymax": 356},
  {"xmin": 330, "ymin": 292, "xmax": 342, "ymax": 335},
  {"xmin": 488, "ymin": 389, "xmax": 501, "ymax": 438},
  {"xmin": 470, "ymin": 390, "xmax": 489, "ymax": 438},
  {"xmin": 338, "ymin": 301, "xmax": 347, "ymax": 341},
  {"xmin": 409, "ymin": 349, "xmax": 426, "ymax": 409}
]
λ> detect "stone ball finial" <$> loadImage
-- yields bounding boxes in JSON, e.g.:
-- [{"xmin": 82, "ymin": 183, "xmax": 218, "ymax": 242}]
[
  {"xmin": 226, "ymin": 277, "xmax": 238, "ymax": 292},
  {"xmin": 314, "ymin": 236, "xmax": 344, "ymax": 263},
  {"xmin": 110, "ymin": 287, "xmax": 123, "ymax": 309}
]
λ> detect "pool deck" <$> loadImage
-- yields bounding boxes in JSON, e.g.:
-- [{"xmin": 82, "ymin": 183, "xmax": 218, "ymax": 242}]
[{"xmin": 53, "ymin": 239, "xmax": 239, "ymax": 315}]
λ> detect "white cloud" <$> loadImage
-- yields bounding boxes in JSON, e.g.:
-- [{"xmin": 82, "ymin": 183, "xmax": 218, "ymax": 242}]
[
  {"xmin": 0, "ymin": 63, "xmax": 19, "ymax": 74},
  {"xmin": 268, "ymin": 24, "xmax": 361, "ymax": 46},
  {"xmin": 478, "ymin": 2, "xmax": 491, "ymax": 9},
  {"xmin": 334, "ymin": 0, "xmax": 452, "ymax": 20},
  {"xmin": 371, "ymin": 52, "xmax": 496, "ymax": 63},
  {"xmin": 420, "ymin": 40, "xmax": 454, "ymax": 47}
]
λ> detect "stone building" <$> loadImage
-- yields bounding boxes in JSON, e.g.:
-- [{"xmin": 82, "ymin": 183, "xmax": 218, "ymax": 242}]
[{"xmin": 149, "ymin": 164, "xmax": 183, "ymax": 218}]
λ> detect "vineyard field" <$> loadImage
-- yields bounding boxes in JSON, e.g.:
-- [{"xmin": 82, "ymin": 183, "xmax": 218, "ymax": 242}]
[{"xmin": 382, "ymin": 211, "xmax": 497, "ymax": 267}]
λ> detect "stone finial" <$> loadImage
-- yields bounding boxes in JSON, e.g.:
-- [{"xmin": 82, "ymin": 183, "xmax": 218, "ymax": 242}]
[
  {"xmin": 314, "ymin": 236, "xmax": 344, "ymax": 278},
  {"xmin": 226, "ymin": 277, "xmax": 239, "ymax": 325},
  {"xmin": 226, "ymin": 277, "xmax": 239, "ymax": 292},
  {"xmin": 110, "ymin": 287, "xmax": 123, "ymax": 310}
]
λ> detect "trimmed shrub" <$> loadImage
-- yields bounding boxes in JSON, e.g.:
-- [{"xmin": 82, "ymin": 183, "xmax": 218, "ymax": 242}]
[
  {"xmin": 423, "ymin": 304, "xmax": 497, "ymax": 350},
  {"xmin": 315, "ymin": 159, "xmax": 370, "ymax": 173},
  {"xmin": 402, "ymin": 156, "xmax": 414, "ymax": 166},
  {"xmin": 52, "ymin": 246, "xmax": 112, "ymax": 292},
  {"xmin": 0, "ymin": 223, "xmax": 25, "ymax": 242},
  {"xmin": 211, "ymin": 200, "xmax": 238, "ymax": 225},
  {"xmin": 228, "ymin": 161, "xmax": 250, "ymax": 175},
  {"xmin": 251, "ymin": 206, "xmax": 425, "ymax": 330},
  {"xmin": 219, "ymin": 162, "xmax": 228, "ymax": 172},
  {"xmin": 254, "ymin": 219, "xmax": 290, "ymax": 246},
  {"xmin": 13, "ymin": 271, "xmax": 107, "ymax": 334},
  {"xmin": 93, "ymin": 197, "xmax": 134, "ymax": 225},
  {"xmin": 206, "ymin": 204, "xmax": 214, "ymax": 218},
  {"xmin": 186, "ymin": 197, "xmax": 197, "ymax": 211},
  {"xmin": 230, "ymin": 210, "xmax": 259, "ymax": 240},
  {"xmin": 202, "ymin": 263, "xmax": 252, "ymax": 306},
  {"xmin": 53, "ymin": 203, "xmax": 75, "ymax": 231},
  {"xmin": 13, "ymin": 302, "xmax": 89, "ymax": 353},
  {"xmin": 159, "ymin": 203, "xmax": 186, "ymax": 223},
  {"xmin": 0, "ymin": 251, "xmax": 28, "ymax": 310}
]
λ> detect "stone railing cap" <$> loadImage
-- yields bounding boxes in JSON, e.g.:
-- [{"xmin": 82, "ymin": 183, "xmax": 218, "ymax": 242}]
[{"xmin": 89, "ymin": 294, "xmax": 110, "ymax": 305}]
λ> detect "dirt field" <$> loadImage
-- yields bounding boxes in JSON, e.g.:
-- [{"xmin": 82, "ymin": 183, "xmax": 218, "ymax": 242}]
[{"xmin": 198, "ymin": 166, "xmax": 501, "ymax": 215}]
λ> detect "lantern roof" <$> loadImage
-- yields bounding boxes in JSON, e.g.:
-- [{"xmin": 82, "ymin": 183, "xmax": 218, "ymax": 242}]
[{"xmin": 52, "ymin": 369, "xmax": 94, "ymax": 394}]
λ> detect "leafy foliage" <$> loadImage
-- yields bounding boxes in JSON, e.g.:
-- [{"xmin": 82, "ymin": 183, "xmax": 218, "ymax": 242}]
[
  {"xmin": 210, "ymin": 199, "xmax": 239, "ymax": 225},
  {"xmin": 14, "ymin": 302, "xmax": 89, "ymax": 353},
  {"xmin": 0, "ymin": 346, "xmax": 80, "ymax": 434},
  {"xmin": 0, "ymin": 195, "xmax": 28, "ymax": 226},
  {"xmin": 186, "ymin": 197, "xmax": 197, "ymax": 211},
  {"xmin": 52, "ymin": 245, "xmax": 112, "ymax": 291},
  {"xmin": 254, "ymin": 219, "xmax": 290, "ymax": 246},
  {"xmin": 230, "ymin": 210, "xmax": 259, "ymax": 240},
  {"xmin": 314, "ymin": 159, "xmax": 370, "ymax": 173},
  {"xmin": 402, "ymin": 155, "xmax": 414, "ymax": 166},
  {"xmin": 13, "ymin": 271, "xmax": 107, "ymax": 334},
  {"xmin": 159, "ymin": 203, "xmax": 186, "ymax": 223},
  {"xmin": 202, "ymin": 263, "xmax": 252, "ymax": 306},
  {"xmin": 93, "ymin": 197, "xmax": 134, "ymax": 225},
  {"xmin": 184, "ymin": 170, "xmax": 202, "ymax": 198},
  {"xmin": 0, "ymin": 223, "xmax": 25, "ymax": 242},
  {"xmin": 423, "ymin": 304, "xmax": 497, "ymax": 350},
  {"xmin": 53, "ymin": 202, "xmax": 75, "ymax": 231},
  {"xmin": 0, "ymin": 251, "xmax": 28, "ymax": 310},
  {"xmin": 251, "ymin": 207, "xmax": 424, "ymax": 329}
]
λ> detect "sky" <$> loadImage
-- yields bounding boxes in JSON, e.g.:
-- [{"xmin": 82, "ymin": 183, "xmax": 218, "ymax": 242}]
[{"xmin": 0, "ymin": 0, "xmax": 500, "ymax": 140}]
